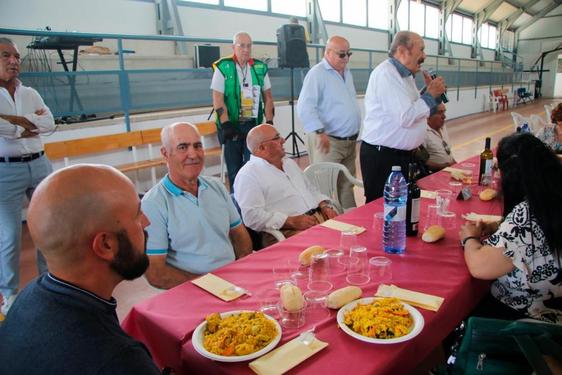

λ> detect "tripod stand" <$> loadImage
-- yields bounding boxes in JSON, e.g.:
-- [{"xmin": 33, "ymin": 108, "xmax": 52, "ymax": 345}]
[{"xmin": 285, "ymin": 67, "xmax": 305, "ymax": 157}]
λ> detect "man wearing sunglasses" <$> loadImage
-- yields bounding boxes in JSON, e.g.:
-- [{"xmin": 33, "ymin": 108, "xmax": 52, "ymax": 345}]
[
  {"xmin": 423, "ymin": 103, "xmax": 456, "ymax": 172},
  {"xmin": 360, "ymin": 31, "xmax": 447, "ymax": 202},
  {"xmin": 297, "ymin": 36, "xmax": 361, "ymax": 210}
]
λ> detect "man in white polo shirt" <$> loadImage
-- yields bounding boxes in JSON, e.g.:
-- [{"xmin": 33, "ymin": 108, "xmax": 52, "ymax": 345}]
[
  {"xmin": 0, "ymin": 38, "xmax": 54, "ymax": 315},
  {"xmin": 141, "ymin": 122, "xmax": 252, "ymax": 289}
]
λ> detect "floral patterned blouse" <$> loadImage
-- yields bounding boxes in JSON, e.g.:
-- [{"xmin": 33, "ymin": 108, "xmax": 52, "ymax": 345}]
[
  {"xmin": 485, "ymin": 201, "xmax": 562, "ymax": 324},
  {"xmin": 536, "ymin": 125, "xmax": 562, "ymax": 154}
]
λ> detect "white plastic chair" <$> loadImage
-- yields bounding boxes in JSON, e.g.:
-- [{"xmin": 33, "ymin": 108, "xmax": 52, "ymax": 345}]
[
  {"xmin": 303, "ymin": 162, "xmax": 364, "ymax": 214},
  {"xmin": 511, "ymin": 112, "xmax": 531, "ymax": 133},
  {"xmin": 544, "ymin": 104, "xmax": 553, "ymax": 123},
  {"xmin": 529, "ymin": 114, "xmax": 547, "ymax": 134}
]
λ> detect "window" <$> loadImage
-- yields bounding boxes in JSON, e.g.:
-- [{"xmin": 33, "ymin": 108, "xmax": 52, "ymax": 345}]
[
  {"xmin": 451, "ymin": 14, "xmax": 463, "ymax": 43},
  {"xmin": 480, "ymin": 23, "xmax": 489, "ymax": 48},
  {"xmin": 319, "ymin": 0, "xmax": 340, "ymax": 22},
  {"xmin": 271, "ymin": 0, "xmax": 306, "ymax": 16},
  {"xmin": 183, "ymin": 0, "xmax": 218, "ymax": 4},
  {"xmin": 224, "ymin": 0, "xmax": 267, "ymax": 11},
  {"xmin": 368, "ymin": 0, "xmax": 389, "ymax": 30},
  {"xmin": 397, "ymin": 0, "xmax": 408, "ymax": 30},
  {"xmin": 409, "ymin": 1, "xmax": 425, "ymax": 35},
  {"xmin": 425, "ymin": 5, "xmax": 439, "ymax": 39},
  {"xmin": 488, "ymin": 25, "xmax": 497, "ymax": 49},
  {"xmin": 343, "ymin": 0, "xmax": 367, "ymax": 26},
  {"xmin": 462, "ymin": 17, "xmax": 473, "ymax": 45}
]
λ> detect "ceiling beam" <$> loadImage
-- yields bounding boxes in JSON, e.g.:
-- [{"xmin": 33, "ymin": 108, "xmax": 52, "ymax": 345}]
[{"xmin": 515, "ymin": 1, "xmax": 560, "ymax": 34}]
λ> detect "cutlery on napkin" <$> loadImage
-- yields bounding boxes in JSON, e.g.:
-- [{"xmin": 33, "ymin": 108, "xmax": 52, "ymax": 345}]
[
  {"xmin": 420, "ymin": 190, "xmax": 437, "ymax": 199},
  {"xmin": 320, "ymin": 219, "xmax": 365, "ymax": 234},
  {"xmin": 191, "ymin": 273, "xmax": 247, "ymax": 301},
  {"xmin": 249, "ymin": 335, "xmax": 328, "ymax": 375},
  {"xmin": 375, "ymin": 284, "xmax": 444, "ymax": 312}
]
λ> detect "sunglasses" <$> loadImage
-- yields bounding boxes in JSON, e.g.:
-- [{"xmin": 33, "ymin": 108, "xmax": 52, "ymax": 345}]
[{"xmin": 335, "ymin": 51, "xmax": 353, "ymax": 59}]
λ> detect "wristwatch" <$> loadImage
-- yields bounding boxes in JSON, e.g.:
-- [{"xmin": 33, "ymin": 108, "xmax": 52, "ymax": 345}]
[
  {"xmin": 460, "ymin": 236, "xmax": 480, "ymax": 248},
  {"xmin": 314, "ymin": 129, "xmax": 325, "ymax": 134}
]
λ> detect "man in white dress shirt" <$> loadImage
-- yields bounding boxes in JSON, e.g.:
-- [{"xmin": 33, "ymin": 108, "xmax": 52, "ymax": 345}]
[
  {"xmin": 360, "ymin": 31, "xmax": 446, "ymax": 202},
  {"xmin": 0, "ymin": 38, "xmax": 54, "ymax": 316},
  {"xmin": 234, "ymin": 124, "xmax": 337, "ymax": 246}
]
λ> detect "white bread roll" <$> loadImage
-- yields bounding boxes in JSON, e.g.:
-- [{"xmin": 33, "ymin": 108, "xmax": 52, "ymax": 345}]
[
  {"xmin": 298, "ymin": 245, "xmax": 326, "ymax": 266},
  {"xmin": 326, "ymin": 286, "xmax": 362, "ymax": 309},
  {"xmin": 280, "ymin": 283, "xmax": 305, "ymax": 312},
  {"xmin": 422, "ymin": 225, "xmax": 446, "ymax": 243},
  {"xmin": 479, "ymin": 188, "xmax": 497, "ymax": 201}
]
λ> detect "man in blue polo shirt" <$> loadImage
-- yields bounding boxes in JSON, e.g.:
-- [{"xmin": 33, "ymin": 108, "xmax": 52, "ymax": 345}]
[{"xmin": 141, "ymin": 122, "xmax": 252, "ymax": 289}]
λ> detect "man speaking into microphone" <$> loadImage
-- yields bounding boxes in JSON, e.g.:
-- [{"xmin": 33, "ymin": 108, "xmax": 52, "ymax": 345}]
[{"xmin": 360, "ymin": 31, "xmax": 446, "ymax": 202}]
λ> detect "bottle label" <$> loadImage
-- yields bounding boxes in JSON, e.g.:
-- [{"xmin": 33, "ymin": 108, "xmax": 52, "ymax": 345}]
[
  {"xmin": 384, "ymin": 204, "xmax": 406, "ymax": 222},
  {"xmin": 483, "ymin": 159, "xmax": 493, "ymax": 176},
  {"xmin": 410, "ymin": 198, "xmax": 420, "ymax": 223}
]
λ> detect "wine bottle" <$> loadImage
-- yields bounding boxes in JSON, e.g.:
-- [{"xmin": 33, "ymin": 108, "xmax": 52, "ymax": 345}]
[
  {"xmin": 406, "ymin": 163, "xmax": 421, "ymax": 237},
  {"xmin": 479, "ymin": 137, "xmax": 493, "ymax": 185}
]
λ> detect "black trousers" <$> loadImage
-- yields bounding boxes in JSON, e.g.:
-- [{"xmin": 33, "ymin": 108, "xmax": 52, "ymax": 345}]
[{"xmin": 359, "ymin": 141, "xmax": 415, "ymax": 203}]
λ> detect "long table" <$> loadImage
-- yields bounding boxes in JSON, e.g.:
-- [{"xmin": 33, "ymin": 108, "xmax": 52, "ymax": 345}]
[{"xmin": 122, "ymin": 157, "xmax": 501, "ymax": 374}]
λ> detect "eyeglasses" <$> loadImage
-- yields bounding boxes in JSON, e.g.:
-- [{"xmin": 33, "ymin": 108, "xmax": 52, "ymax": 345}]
[
  {"xmin": 260, "ymin": 134, "xmax": 282, "ymax": 145},
  {"xmin": 235, "ymin": 43, "xmax": 252, "ymax": 49},
  {"xmin": 333, "ymin": 51, "xmax": 352, "ymax": 59}
]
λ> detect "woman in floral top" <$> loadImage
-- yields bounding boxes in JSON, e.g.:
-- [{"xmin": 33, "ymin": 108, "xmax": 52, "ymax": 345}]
[
  {"xmin": 536, "ymin": 102, "xmax": 562, "ymax": 154},
  {"xmin": 460, "ymin": 133, "xmax": 562, "ymax": 323}
]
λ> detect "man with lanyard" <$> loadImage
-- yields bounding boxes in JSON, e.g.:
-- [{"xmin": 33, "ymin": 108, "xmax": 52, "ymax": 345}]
[
  {"xmin": 0, "ymin": 38, "xmax": 54, "ymax": 316},
  {"xmin": 423, "ymin": 103, "xmax": 456, "ymax": 172},
  {"xmin": 211, "ymin": 31, "xmax": 274, "ymax": 190},
  {"xmin": 360, "ymin": 31, "xmax": 446, "ymax": 202},
  {"xmin": 297, "ymin": 36, "xmax": 361, "ymax": 210}
]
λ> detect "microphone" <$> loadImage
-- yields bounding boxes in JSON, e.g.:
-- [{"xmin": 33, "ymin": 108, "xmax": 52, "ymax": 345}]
[{"xmin": 428, "ymin": 69, "xmax": 449, "ymax": 103}]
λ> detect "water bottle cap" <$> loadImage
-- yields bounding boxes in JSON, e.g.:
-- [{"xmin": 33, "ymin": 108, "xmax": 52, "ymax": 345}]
[{"xmin": 391, "ymin": 166, "xmax": 401, "ymax": 171}]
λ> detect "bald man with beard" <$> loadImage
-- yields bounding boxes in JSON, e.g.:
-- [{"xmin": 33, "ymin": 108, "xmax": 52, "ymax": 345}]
[
  {"xmin": 0, "ymin": 164, "xmax": 162, "ymax": 375},
  {"xmin": 297, "ymin": 35, "xmax": 361, "ymax": 210}
]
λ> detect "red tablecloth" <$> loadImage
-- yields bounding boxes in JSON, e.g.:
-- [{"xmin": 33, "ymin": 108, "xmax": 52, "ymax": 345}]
[{"xmin": 122, "ymin": 156, "xmax": 501, "ymax": 375}]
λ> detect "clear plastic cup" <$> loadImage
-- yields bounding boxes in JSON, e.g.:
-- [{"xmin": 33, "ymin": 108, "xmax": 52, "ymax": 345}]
[
  {"xmin": 435, "ymin": 189, "xmax": 453, "ymax": 215},
  {"xmin": 339, "ymin": 230, "xmax": 358, "ymax": 267},
  {"xmin": 307, "ymin": 252, "xmax": 333, "ymax": 293},
  {"xmin": 324, "ymin": 248, "xmax": 346, "ymax": 273},
  {"xmin": 372, "ymin": 212, "xmax": 385, "ymax": 251},
  {"xmin": 424, "ymin": 204, "xmax": 441, "ymax": 231},
  {"xmin": 279, "ymin": 303, "xmax": 306, "ymax": 329},
  {"xmin": 369, "ymin": 256, "xmax": 392, "ymax": 285},
  {"xmin": 440, "ymin": 211, "xmax": 457, "ymax": 231},
  {"xmin": 346, "ymin": 246, "xmax": 370, "ymax": 285},
  {"xmin": 288, "ymin": 258, "xmax": 306, "ymax": 281},
  {"xmin": 258, "ymin": 288, "xmax": 280, "ymax": 319},
  {"xmin": 304, "ymin": 290, "xmax": 331, "ymax": 322},
  {"xmin": 273, "ymin": 262, "xmax": 293, "ymax": 289},
  {"xmin": 449, "ymin": 181, "xmax": 463, "ymax": 198}
]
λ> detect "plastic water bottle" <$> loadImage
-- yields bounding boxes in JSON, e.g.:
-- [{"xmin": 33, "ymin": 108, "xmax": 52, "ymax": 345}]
[{"xmin": 383, "ymin": 166, "xmax": 407, "ymax": 254}]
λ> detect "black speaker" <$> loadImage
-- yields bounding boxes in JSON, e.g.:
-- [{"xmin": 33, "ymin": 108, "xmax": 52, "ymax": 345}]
[{"xmin": 276, "ymin": 24, "xmax": 309, "ymax": 68}]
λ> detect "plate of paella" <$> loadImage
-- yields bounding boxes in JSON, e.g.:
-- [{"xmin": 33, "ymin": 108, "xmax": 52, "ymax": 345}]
[
  {"xmin": 192, "ymin": 310, "xmax": 282, "ymax": 362},
  {"xmin": 336, "ymin": 297, "xmax": 424, "ymax": 344}
]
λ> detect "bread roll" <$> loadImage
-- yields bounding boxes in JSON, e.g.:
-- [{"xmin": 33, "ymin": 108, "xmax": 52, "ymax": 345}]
[
  {"xmin": 326, "ymin": 286, "xmax": 362, "ymax": 309},
  {"xmin": 479, "ymin": 188, "xmax": 497, "ymax": 201},
  {"xmin": 280, "ymin": 283, "xmax": 305, "ymax": 312},
  {"xmin": 298, "ymin": 245, "xmax": 326, "ymax": 266},
  {"xmin": 422, "ymin": 225, "xmax": 446, "ymax": 243}
]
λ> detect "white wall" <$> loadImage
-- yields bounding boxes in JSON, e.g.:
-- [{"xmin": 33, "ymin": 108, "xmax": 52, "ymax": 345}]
[{"xmin": 555, "ymin": 54, "xmax": 562, "ymax": 98}]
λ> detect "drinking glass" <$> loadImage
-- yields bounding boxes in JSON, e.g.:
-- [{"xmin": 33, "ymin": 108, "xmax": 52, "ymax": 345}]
[
  {"xmin": 307, "ymin": 252, "xmax": 333, "ymax": 293},
  {"xmin": 369, "ymin": 256, "xmax": 392, "ymax": 285},
  {"xmin": 448, "ymin": 181, "xmax": 463, "ymax": 199},
  {"xmin": 325, "ymin": 248, "xmax": 346, "ymax": 274},
  {"xmin": 440, "ymin": 211, "xmax": 457, "ymax": 231},
  {"xmin": 339, "ymin": 230, "xmax": 358, "ymax": 267},
  {"xmin": 304, "ymin": 290, "xmax": 331, "ymax": 321},
  {"xmin": 279, "ymin": 303, "xmax": 306, "ymax": 329},
  {"xmin": 346, "ymin": 246, "xmax": 370, "ymax": 285},
  {"xmin": 372, "ymin": 212, "xmax": 385, "ymax": 251},
  {"xmin": 272, "ymin": 262, "xmax": 292, "ymax": 289},
  {"xmin": 288, "ymin": 258, "xmax": 306, "ymax": 280},
  {"xmin": 435, "ymin": 189, "xmax": 453, "ymax": 215},
  {"xmin": 258, "ymin": 288, "xmax": 280, "ymax": 319},
  {"xmin": 424, "ymin": 204, "xmax": 441, "ymax": 231}
]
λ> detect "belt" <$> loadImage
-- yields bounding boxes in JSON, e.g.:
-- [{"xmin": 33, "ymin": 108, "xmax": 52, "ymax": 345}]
[
  {"xmin": 0, "ymin": 151, "xmax": 44, "ymax": 163},
  {"xmin": 329, "ymin": 134, "xmax": 358, "ymax": 141},
  {"xmin": 370, "ymin": 144, "xmax": 414, "ymax": 156},
  {"xmin": 305, "ymin": 207, "xmax": 322, "ymax": 216}
]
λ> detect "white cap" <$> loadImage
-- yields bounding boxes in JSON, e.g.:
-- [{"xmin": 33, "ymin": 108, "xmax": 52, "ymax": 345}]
[{"xmin": 391, "ymin": 166, "xmax": 401, "ymax": 171}]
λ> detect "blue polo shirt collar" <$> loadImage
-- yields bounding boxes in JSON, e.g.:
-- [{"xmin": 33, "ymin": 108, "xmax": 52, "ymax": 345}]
[
  {"xmin": 162, "ymin": 174, "xmax": 208, "ymax": 199},
  {"xmin": 390, "ymin": 58, "xmax": 413, "ymax": 77}
]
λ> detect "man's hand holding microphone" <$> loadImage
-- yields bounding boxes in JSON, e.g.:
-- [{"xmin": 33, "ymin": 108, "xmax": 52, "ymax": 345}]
[{"xmin": 422, "ymin": 70, "xmax": 448, "ymax": 103}]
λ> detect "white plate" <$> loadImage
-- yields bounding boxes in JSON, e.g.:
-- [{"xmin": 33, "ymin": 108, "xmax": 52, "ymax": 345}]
[
  {"xmin": 192, "ymin": 310, "xmax": 282, "ymax": 362},
  {"xmin": 336, "ymin": 297, "xmax": 424, "ymax": 344}
]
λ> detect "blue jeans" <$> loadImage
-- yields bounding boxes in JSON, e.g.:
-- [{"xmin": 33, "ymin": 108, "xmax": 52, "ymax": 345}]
[{"xmin": 0, "ymin": 155, "xmax": 52, "ymax": 297}]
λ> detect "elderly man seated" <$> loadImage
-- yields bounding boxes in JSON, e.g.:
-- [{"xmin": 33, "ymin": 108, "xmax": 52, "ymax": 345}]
[
  {"xmin": 141, "ymin": 123, "xmax": 252, "ymax": 289},
  {"xmin": 234, "ymin": 124, "xmax": 338, "ymax": 247},
  {"xmin": 422, "ymin": 103, "xmax": 456, "ymax": 172}
]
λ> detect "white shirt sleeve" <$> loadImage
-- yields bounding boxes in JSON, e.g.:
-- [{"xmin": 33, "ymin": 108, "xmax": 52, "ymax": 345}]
[
  {"xmin": 210, "ymin": 68, "xmax": 225, "ymax": 93},
  {"xmin": 296, "ymin": 68, "xmax": 324, "ymax": 133}
]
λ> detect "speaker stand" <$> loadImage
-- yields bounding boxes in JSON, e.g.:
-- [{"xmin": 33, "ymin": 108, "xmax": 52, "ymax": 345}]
[{"xmin": 285, "ymin": 67, "xmax": 305, "ymax": 157}]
